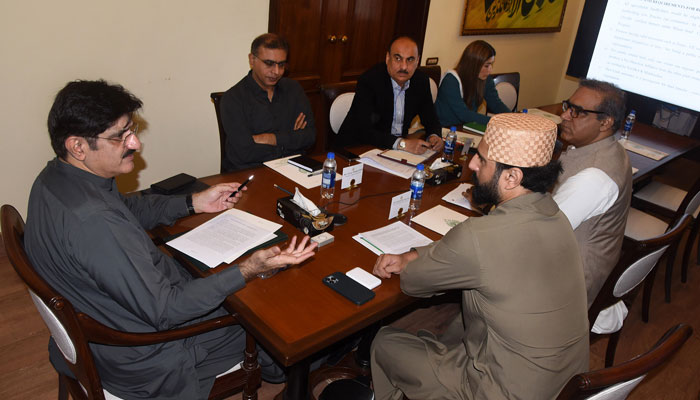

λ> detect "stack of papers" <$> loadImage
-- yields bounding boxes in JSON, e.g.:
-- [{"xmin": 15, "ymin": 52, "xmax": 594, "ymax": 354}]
[
  {"xmin": 167, "ymin": 208, "xmax": 281, "ymax": 268},
  {"xmin": 411, "ymin": 205, "xmax": 469, "ymax": 236},
  {"xmin": 358, "ymin": 149, "xmax": 416, "ymax": 179},
  {"xmin": 263, "ymin": 155, "xmax": 342, "ymax": 189},
  {"xmin": 353, "ymin": 221, "xmax": 432, "ymax": 255},
  {"xmin": 377, "ymin": 149, "xmax": 436, "ymax": 166}
]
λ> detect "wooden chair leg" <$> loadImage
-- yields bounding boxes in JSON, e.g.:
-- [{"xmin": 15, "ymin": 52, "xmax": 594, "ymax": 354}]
[
  {"xmin": 681, "ymin": 220, "xmax": 698, "ymax": 283},
  {"xmin": 642, "ymin": 267, "xmax": 658, "ymax": 323},
  {"xmin": 664, "ymin": 242, "xmax": 679, "ymax": 303},
  {"xmin": 58, "ymin": 374, "xmax": 69, "ymax": 400},
  {"xmin": 242, "ymin": 333, "xmax": 261, "ymax": 400},
  {"xmin": 605, "ymin": 330, "xmax": 621, "ymax": 368}
]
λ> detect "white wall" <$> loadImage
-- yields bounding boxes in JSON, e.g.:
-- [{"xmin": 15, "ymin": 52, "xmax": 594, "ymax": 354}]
[
  {"xmin": 0, "ymin": 0, "xmax": 268, "ymax": 219},
  {"xmin": 1, "ymin": 0, "xmax": 587, "ymax": 223},
  {"xmin": 422, "ymin": 0, "xmax": 585, "ymax": 110}
]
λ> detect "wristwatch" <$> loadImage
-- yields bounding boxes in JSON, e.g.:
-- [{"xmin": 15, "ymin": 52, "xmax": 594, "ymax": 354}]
[
  {"xmin": 185, "ymin": 194, "xmax": 196, "ymax": 215},
  {"xmin": 398, "ymin": 139, "xmax": 406, "ymax": 150}
]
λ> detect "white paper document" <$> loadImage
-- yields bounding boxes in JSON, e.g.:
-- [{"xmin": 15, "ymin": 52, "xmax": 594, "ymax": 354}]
[
  {"xmin": 354, "ymin": 221, "xmax": 432, "ymax": 255},
  {"xmin": 167, "ymin": 208, "xmax": 281, "ymax": 268},
  {"xmin": 411, "ymin": 205, "xmax": 469, "ymax": 236},
  {"xmin": 264, "ymin": 155, "xmax": 342, "ymax": 189},
  {"xmin": 442, "ymin": 183, "xmax": 475, "ymax": 211},
  {"xmin": 378, "ymin": 149, "xmax": 436, "ymax": 166},
  {"xmin": 358, "ymin": 149, "xmax": 416, "ymax": 179}
]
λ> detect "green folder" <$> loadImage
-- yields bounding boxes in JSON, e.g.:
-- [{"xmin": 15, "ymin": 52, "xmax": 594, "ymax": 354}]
[
  {"xmin": 166, "ymin": 229, "xmax": 289, "ymax": 272},
  {"xmin": 462, "ymin": 122, "xmax": 486, "ymax": 134}
]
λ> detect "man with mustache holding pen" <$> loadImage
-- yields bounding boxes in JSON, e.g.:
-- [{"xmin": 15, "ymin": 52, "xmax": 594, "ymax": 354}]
[
  {"xmin": 337, "ymin": 36, "xmax": 444, "ymax": 154},
  {"xmin": 23, "ymin": 80, "xmax": 317, "ymax": 399}
]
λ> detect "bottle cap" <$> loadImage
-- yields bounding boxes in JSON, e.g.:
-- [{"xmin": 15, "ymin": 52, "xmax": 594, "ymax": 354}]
[
  {"xmin": 327, "ymin": 152, "xmax": 335, "ymax": 159},
  {"xmin": 522, "ymin": 109, "xmax": 528, "ymax": 113},
  {"xmin": 417, "ymin": 164, "xmax": 424, "ymax": 170},
  {"xmin": 450, "ymin": 126, "xmax": 456, "ymax": 132},
  {"xmin": 630, "ymin": 110, "xmax": 636, "ymax": 115}
]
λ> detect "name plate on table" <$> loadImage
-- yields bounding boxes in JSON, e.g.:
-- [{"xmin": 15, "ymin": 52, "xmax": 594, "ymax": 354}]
[
  {"xmin": 619, "ymin": 139, "xmax": 669, "ymax": 161},
  {"xmin": 341, "ymin": 163, "xmax": 363, "ymax": 189},
  {"xmin": 389, "ymin": 191, "xmax": 411, "ymax": 219}
]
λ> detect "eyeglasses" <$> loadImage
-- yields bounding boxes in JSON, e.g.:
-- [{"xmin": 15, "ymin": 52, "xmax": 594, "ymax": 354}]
[
  {"xmin": 562, "ymin": 100, "xmax": 606, "ymax": 119},
  {"xmin": 253, "ymin": 54, "xmax": 287, "ymax": 68},
  {"xmin": 96, "ymin": 123, "xmax": 139, "ymax": 144}
]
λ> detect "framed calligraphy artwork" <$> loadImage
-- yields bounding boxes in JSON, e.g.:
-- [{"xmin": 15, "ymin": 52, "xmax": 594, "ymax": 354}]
[{"xmin": 462, "ymin": 0, "xmax": 568, "ymax": 35}]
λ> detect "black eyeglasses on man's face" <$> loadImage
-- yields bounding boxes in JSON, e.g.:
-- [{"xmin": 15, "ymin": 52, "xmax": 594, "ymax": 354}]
[
  {"xmin": 254, "ymin": 54, "xmax": 287, "ymax": 69},
  {"xmin": 562, "ymin": 100, "xmax": 606, "ymax": 119}
]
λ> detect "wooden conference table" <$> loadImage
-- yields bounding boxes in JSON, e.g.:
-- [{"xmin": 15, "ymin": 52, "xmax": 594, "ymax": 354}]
[
  {"xmin": 161, "ymin": 115, "xmax": 698, "ymax": 399},
  {"xmin": 162, "ymin": 148, "xmax": 477, "ymax": 400}
]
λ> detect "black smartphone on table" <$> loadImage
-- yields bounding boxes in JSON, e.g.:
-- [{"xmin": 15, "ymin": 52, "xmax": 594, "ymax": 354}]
[{"xmin": 322, "ymin": 272, "xmax": 375, "ymax": 305}]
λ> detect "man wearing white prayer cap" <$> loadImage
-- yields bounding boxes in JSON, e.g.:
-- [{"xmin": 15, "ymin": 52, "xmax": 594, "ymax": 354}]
[{"xmin": 370, "ymin": 113, "xmax": 589, "ymax": 400}]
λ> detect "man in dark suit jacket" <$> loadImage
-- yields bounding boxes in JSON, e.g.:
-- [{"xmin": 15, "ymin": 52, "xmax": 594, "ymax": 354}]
[{"xmin": 337, "ymin": 36, "xmax": 443, "ymax": 154}]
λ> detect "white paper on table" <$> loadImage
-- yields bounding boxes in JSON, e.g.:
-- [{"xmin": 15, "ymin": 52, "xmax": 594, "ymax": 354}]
[
  {"xmin": 411, "ymin": 205, "xmax": 469, "ymax": 236},
  {"xmin": 358, "ymin": 149, "xmax": 415, "ymax": 179},
  {"xmin": 442, "ymin": 183, "xmax": 475, "ymax": 211},
  {"xmin": 341, "ymin": 163, "xmax": 364, "ymax": 189},
  {"xmin": 358, "ymin": 221, "xmax": 432, "ymax": 255},
  {"xmin": 352, "ymin": 234, "xmax": 384, "ymax": 256},
  {"xmin": 168, "ymin": 209, "xmax": 280, "ymax": 268},
  {"xmin": 379, "ymin": 149, "xmax": 435, "ymax": 166},
  {"xmin": 389, "ymin": 191, "xmax": 411, "ymax": 219},
  {"xmin": 221, "ymin": 209, "xmax": 282, "ymax": 263},
  {"xmin": 263, "ymin": 155, "xmax": 342, "ymax": 189}
]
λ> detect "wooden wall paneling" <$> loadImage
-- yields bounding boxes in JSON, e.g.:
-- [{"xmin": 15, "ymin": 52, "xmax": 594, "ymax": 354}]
[{"xmin": 393, "ymin": 0, "xmax": 431, "ymax": 56}]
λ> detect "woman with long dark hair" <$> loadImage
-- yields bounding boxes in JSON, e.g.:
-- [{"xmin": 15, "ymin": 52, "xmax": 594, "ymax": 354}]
[{"xmin": 435, "ymin": 40, "xmax": 511, "ymax": 126}]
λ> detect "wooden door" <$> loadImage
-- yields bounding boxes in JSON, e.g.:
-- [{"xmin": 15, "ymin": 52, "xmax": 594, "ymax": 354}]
[{"xmin": 269, "ymin": 0, "xmax": 430, "ymax": 153}]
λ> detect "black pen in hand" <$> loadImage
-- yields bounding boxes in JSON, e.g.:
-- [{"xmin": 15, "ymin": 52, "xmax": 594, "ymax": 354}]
[{"xmin": 229, "ymin": 175, "xmax": 254, "ymax": 198}]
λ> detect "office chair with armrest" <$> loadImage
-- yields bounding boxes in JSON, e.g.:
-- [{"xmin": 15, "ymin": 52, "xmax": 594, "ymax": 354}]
[
  {"xmin": 491, "ymin": 72, "xmax": 520, "ymax": 112},
  {"xmin": 588, "ymin": 214, "xmax": 691, "ymax": 367},
  {"xmin": 556, "ymin": 323, "xmax": 692, "ymax": 400},
  {"xmin": 1, "ymin": 204, "xmax": 261, "ymax": 400},
  {"xmin": 625, "ymin": 174, "xmax": 700, "ymax": 302},
  {"xmin": 320, "ymin": 81, "xmax": 357, "ymax": 149},
  {"xmin": 210, "ymin": 92, "xmax": 227, "ymax": 174}
]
